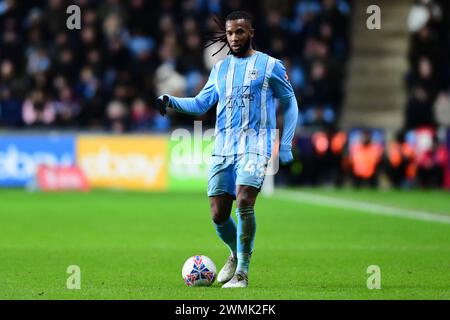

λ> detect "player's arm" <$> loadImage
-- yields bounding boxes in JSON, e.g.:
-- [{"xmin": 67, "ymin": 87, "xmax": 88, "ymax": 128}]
[
  {"xmin": 156, "ymin": 65, "xmax": 219, "ymax": 116},
  {"xmin": 269, "ymin": 59, "xmax": 299, "ymax": 165}
]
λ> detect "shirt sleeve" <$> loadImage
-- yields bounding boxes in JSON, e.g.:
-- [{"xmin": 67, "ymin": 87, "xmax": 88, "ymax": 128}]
[
  {"xmin": 269, "ymin": 59, "xmax": 295, "ymax": 100},
  {"xmin": 168, "ymin": 64, "xmax": 219, "ymax": 115},
  {"xmin": 279, "ymin": 95, "xmax": 299, "ymax": 149},
  {"xmin": 269, "ymin": 59, "xmax": 299, "ymax": 149}
]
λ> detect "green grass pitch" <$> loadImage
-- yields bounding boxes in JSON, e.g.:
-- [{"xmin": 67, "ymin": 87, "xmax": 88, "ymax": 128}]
[{"xmin": 0, "ymin": 188, "xmax": 449, "ymax": 300}]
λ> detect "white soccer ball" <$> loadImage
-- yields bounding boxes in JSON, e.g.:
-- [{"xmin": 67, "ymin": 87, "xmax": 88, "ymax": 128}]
[{"xmin": 182, "ymin": 255, "xmax": 216, "ymax": 287}]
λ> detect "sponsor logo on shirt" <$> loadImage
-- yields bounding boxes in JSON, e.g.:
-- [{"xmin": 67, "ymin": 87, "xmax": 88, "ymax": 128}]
[{"xmin": 225, "ymin": 86, "xmax": 255, "ymax": 108}]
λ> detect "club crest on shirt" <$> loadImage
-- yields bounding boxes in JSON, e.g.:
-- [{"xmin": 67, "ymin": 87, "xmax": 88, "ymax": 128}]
[{"xmin": 248, "ymin": 69, "xmax": 258, "ymax": 80}]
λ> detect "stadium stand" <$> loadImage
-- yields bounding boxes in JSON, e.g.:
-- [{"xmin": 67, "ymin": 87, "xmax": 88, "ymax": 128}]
[{"xmin": 0, "ymin": 0, "xmax": 351, "ymax": 131}]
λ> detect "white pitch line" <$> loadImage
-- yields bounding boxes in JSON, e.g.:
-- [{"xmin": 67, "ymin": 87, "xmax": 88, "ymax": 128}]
[{"xmin": 275, "ymin": 190, "xmax": 450, "ymax": 225}]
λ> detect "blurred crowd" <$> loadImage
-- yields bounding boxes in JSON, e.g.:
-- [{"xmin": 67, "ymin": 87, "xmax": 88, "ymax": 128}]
[
  {"xmin": 405, "ymin": 0, "xmax": 450, "ymax": 129},
  {"xmin": 277, "ymin": 0, "xmax": 450, "ymax": 191},
  {"xmin": 0, "ymin": 0, "xmax": 351, "ymax": 132},
  {"xmin": 277, "ymin": 127, "xmax": 450, "ymax": 190}
]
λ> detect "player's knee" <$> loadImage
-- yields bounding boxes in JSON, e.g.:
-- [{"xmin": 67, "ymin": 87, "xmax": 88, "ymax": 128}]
[
  {"xmin": 210, "ymin": 202, "xmax": 229, "ymax": 224},
  {"xmin": 211, "ymin": 213, "xmax": 228, "ymax": 225},
  {"xmin": 236, "ymin": 188, "xmax": 256, "ymax": 208}
]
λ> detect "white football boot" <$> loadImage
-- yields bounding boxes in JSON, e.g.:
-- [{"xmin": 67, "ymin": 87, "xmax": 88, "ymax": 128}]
[
  {"xmin": 221, "ymin": 271, "xmax": 248, "ymax": 288},
  {"xmin": 217, "ymin": 255, "xmax": 237, "ymax": 284}
]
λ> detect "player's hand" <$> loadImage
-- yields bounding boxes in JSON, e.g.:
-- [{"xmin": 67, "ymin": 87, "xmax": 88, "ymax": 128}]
[
  {"xmin": 156, "ymin": 95, "xmax": 170, "ymax": 116},
  {"xmin": 279, "ymin": 144, "xmax": 294, "ymax": 165}
]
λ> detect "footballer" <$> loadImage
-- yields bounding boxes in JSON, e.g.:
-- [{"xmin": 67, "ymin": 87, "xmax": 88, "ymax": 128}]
[{"xmin": 156, "ymin": 11, "xmax": 299, "ymax": 288}]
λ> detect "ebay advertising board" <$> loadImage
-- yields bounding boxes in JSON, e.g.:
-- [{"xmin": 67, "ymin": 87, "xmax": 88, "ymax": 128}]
[
  {"xmin": 76, "ymin": 135, "xmax": 168, "ymax": 190},
  {"xmin": 0, "ymin": 135, "xmax": 76, "ymax": 187}
]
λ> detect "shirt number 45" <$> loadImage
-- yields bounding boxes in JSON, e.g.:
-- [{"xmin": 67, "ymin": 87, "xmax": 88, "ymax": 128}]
[{"xmin": 243, "ymin": 159, "xmax": 266, "ymax": 178}]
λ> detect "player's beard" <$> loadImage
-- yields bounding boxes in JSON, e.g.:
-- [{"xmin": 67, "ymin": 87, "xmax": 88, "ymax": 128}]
[{"xmin": 230, "ymin": 38, "xmax": 252, "ymax": 57}]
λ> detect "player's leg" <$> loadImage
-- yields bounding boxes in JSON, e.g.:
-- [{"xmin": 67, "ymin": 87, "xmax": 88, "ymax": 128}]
[
  {"xmin": 222, "ymin": 185, "xmax": 259, "ymax": 288},
  {"xmin": 209, "ymin": 194, "xmax": 238, "ymax": 283},
  {"xmin": 207, "ymin": 156, "xmax": 238, "ymax": 283},
  {"xmin": 236, "ymin": 185, "xmax": 258, "ymax": 270},
  {"xmin": 222, "ymin": 153, "xmax": 268, "ymax": 288},
  {"xmin": 209, "ymin": 194, "xmax": 236, "ymax": 257}
]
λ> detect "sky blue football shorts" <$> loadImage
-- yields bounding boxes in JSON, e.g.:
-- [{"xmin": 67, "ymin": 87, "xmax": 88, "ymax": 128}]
[{"xmin": 207, "ymin": 152, "xmax": 269, "ymax": 198}]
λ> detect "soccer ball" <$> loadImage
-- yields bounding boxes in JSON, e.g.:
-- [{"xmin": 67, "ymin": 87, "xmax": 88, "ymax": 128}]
[{"xmin": 182, "ymin": 255, "xmax": 216, "ymax": 287}]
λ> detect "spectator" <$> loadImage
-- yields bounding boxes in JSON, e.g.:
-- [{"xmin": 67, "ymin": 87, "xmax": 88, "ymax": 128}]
[
  {"xmin": 130, "ymin": 97, "xmax": 152, "ymax": 131},
  {"xmin": 416, "ymin": 135, "xmax": 448, "ymax": 188},
  {"xmin": 405, "ymin": 57, "xmax": 440, "ymax": 129},
  {"xmin": 301, "ymin": 60, "xmax": 337, "ymax": 127},
  {"xmin": 105, "ymin": 99, "xmax": 128, "ymax": 133},
  {"xmin": 385, "ymin": 131, "xmax": 415, "ymax": 188},
  {"xmin": 349, "ymin": 130, "xmax": 383, "ymax": 188},
  {"xmin": 51, "ymin": 85, "xmax": 81, "ymax": 127},
  {"xmin": 22, "ymin": 89, "xmax": 55, "ymax": 126},
  {"xmin": 311, "ymin": 127, "xmax": 347, "ymax": 186},
  {"xmin": 0, "ymin": 86, "xmax": 22, "ymax": 127}
]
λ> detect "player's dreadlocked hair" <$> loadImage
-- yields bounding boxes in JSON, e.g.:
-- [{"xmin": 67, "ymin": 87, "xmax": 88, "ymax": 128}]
[{"xmin": 205, "ymin": 11, "xmax": 254, "ymax": 56}]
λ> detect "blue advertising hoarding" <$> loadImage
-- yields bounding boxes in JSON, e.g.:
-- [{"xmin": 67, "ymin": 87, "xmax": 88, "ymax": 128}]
[{"xmin": 0, "ymin": 135, "xmax": 76, "ymax": 187}]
